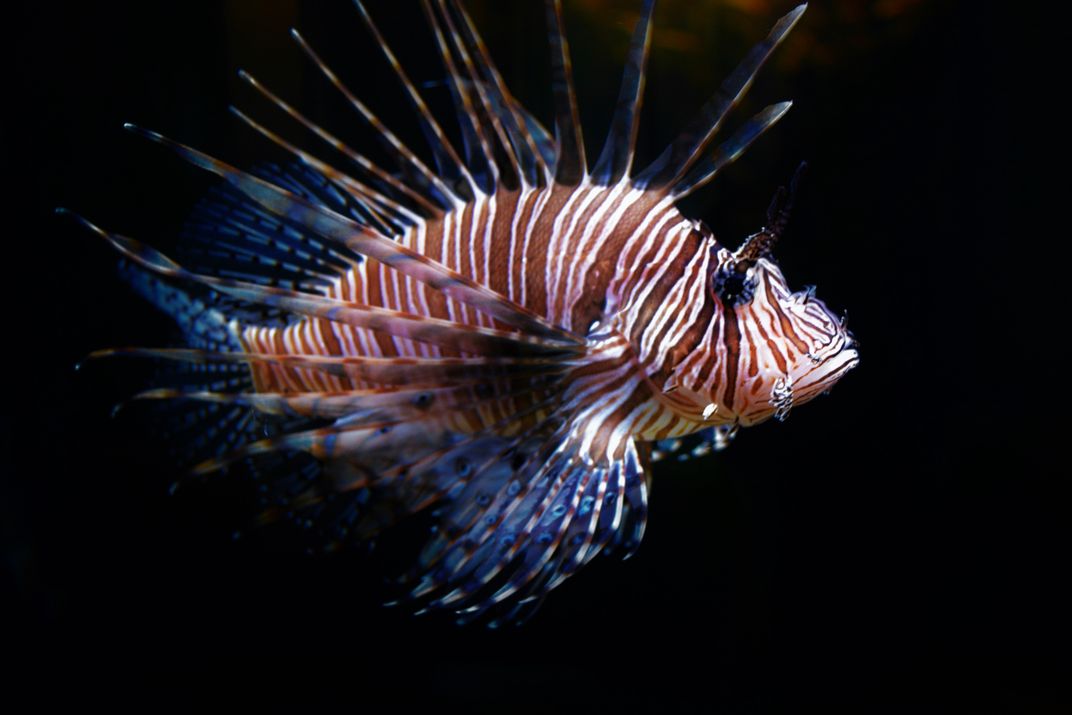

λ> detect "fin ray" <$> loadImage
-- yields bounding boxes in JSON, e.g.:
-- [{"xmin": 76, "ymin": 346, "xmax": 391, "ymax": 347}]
[
  {"xmin": 592, "ymin": 0, "xmax": 655, "ymax": 184},
  {"xmin": 92, "ymin": 347, "xmax": 565, "ymax": 387},
  {"xmin": 236, "ymin": 70, "xmax": 443, "ymax": 216},
  {"xmin": 289, "ymin": 29, "xmax": 457, "ymax": 207},
  {"xmin": 636, "ymin": 4, "xmax": 805, "ymax": 189},
  {"xmin": 672, "ymin": 101, "xmax": 793, "ymax": 198},
  {"xmin": 445, "ymin": 0, "xmax": 552, "ymax": 185},
  {"xmin": 353, "ymin": 0, "xmax": 480, "ymax": 198},
  {"xmin": 117, "ymin": 129, "xmax": 583, "ymax": 343},
  {"xmin": 421, "ymin": 0, "xmax": 500, "ymax": 191},
  {"xmin": 545, "ymin": 0, "xmax": 587, "ymax": 184},
  {"xmin": 76, "ymin": 215, "xmax": 579, "ymax": 357}
]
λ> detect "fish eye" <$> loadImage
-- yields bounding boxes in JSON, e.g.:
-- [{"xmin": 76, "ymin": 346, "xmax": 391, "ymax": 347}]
[{"xmin": 711, "ymin": 265, "xmax": 755, "ymax": 306}]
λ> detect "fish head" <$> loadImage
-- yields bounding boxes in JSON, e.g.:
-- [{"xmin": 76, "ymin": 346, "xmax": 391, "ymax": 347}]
[{"xmin": 662, "ymin": 242, "xmax": 859, "ymax": 428}]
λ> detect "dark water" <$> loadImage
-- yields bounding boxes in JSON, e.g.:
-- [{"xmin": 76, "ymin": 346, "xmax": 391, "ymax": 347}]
[{"xmin": 7, "ymin": 0, "xmax": 1066, "ymax": 710}]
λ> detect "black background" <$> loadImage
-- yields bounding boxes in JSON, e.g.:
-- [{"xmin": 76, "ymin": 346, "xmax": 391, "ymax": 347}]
[{"xmin": 5, "ymin": 0, "xmax": 1067, "ymax": 710}]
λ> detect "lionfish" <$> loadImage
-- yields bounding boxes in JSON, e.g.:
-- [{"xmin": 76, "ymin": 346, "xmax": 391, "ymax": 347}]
[{"xmin": 63, "ymin": 0, "xmax": 858, "ymax": 625}]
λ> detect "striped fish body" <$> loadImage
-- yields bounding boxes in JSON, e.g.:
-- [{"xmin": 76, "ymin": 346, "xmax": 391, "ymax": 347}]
[
  {"xmin": 70, "ymin": 1, "xmax": 858, "ymax": 624},
  {"xmin": 242, "ymin": 174, "xmax": 854, "ymax": 450},
  {"xmin": 242, "ymin": 183, "xmax": 665, "ymax": 366},
  {"xmin": 241, "ymin": 183, "xmax": 674, "ymax": 438}
]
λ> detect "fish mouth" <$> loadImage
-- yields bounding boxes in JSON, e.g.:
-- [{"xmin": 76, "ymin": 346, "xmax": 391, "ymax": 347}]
[
  {"xmin": 795, "ymin": 342, "xmax": 860, "ymax": 396},
  {"xmin": 789, "ymin": 288, "xmax": 859, "ymax": 392}
]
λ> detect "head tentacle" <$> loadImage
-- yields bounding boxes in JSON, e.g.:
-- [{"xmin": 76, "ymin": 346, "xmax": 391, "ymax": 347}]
[{"xmin": 732, "ymin": 161, "xmax": 807, "ymax": 269}]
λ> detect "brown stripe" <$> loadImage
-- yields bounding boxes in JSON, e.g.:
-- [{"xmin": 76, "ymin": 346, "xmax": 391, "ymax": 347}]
[
  {"xmin": 456, "ymin": 198, "xmax": 475, "ymax": 280},
  {"xmin": 552, "ymin": 186, "xmax": 625, "ymax": 324},
  {"xmin": 525, "ymin": 183, "xmax": 577, "ymax": 318},
  {"xmin": 573, "ymin": 191, "xmax": 670, "ymax": 335},
  {"xmin": 766, "ymin": 281, "xmax": 810, "ymax": 355},
  {"xmin": 722, "ymin": 306, "xmax": 741, "ymax": 411},
  {"xmin": 646, "ymin": 235, "xmax": 710, "ymax": 382},
  {"xmin": 507, "ymin": 189, "xmax": 539, "ymax": 310},
  {"xmin": 614, "ymin": 203, "xmax": 675, "ymax": 301},
  {"xmin": 485, "ymin": 190, "xmax": 520, "ymax": 298},
  {"xmin": 747, "ymin": 304, "xmax": 788, "ymax": 376},
  {"xmin": 316, "ymin": 317, "xmax": 342, "ymax": 355},
  {"xmin": 366, "ymin": 262, "xmax": 398, "ymax": 357}
]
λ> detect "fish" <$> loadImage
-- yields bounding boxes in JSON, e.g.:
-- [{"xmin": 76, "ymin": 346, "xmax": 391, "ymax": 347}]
[{"xmin": 61, "ymin": 0, "xmax": 858, "ymax": 626}]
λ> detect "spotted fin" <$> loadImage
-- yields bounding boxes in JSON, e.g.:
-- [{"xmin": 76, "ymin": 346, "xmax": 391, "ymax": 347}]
[
  {"xmin": 652, "ymin": 424, "xmax": 738, "ymax": 462},
  {"xmin": 380, "ymin": 407, "xmax": 652, "ymax": 625},
  {"xmin": 109, "ymin": 253, "xmax": 279, "ymax": 468},
  {"xmin": 178, "ymin": 163, "xmax": 363, "ymax": 295},
  {"xmin": 607, "ymin": 442, "xmax": 650, "ymax": 560},
  {"xmin": 207, "ymin": 385, "xmax": 568, "ymax": 544}
]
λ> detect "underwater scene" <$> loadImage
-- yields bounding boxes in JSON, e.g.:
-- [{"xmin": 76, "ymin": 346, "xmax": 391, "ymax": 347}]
[{"xmin": 9, "ymin": 0, "xmax": 1064, "ymax": 710}]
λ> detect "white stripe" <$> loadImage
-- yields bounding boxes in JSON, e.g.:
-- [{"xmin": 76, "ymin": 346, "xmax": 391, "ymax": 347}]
[
  {"xmin": 562, "ymin": 181, "xmax": 636, "ymax": 329},
  {"xmin": 605, "ymin": 399, "xmax": 659, "ymax": 460},
  {"xmin": 545, "ymin": 183, "xmax": 599, "ymax": 319},
  {"xmin": 519, "ymin": 186, "xmax": 554, "ymax": 308},
  {"xmin": 638, "ymin": 234, "xmax": 701, "ymax": 357},
  {"xmin": 507, "ymin": 186, "xmax": 537, "ymax": 304},
  {"xmin": 608, "ymin": 194, "xmax": 676, "ymax": 304},
  {"xmin": 622, "ymin": 219, "xmax": 692, "ymax": 334},
  {"xmin": 479, "ymin": 193, "xmax": 497, "ymax": 328},
  {"xmin": 653, "ymin": 247, "xmax": 711, "ymax": 369}
]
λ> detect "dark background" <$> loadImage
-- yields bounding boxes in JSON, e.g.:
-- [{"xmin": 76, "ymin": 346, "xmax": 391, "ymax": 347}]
[{"xmin": 5, "ymin": 0, "xmax": 1067, "ymax": 710}]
